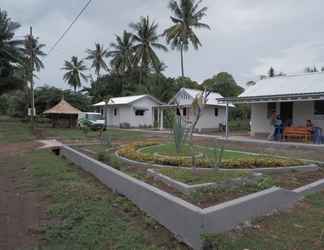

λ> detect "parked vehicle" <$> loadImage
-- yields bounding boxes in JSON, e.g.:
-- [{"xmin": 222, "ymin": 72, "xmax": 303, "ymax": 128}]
[{"xmin": 78, "ymin": 112, "xmax": 105, "ymax": 129}]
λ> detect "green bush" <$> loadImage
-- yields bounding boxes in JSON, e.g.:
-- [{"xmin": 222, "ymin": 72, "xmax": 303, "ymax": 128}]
[
  {"xmin": 97, "ymin": 151, "xmax": 111, "ymax": 163},
  {"xmin": 117, "ymin": 141, "xmax": 304, "ymax": 169}
]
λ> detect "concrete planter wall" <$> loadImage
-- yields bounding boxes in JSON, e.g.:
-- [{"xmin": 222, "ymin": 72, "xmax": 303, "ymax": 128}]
[
  {"xmin": 115, "ymin": 151, "xmax": 319, "ymax": 174},
  {"xmin": 147, "ymin": 169, "xmax": 263, "ymax": 194},
  {"xmin": 60, "ymin": 145, "xmax": 324, "ymax": 250}
]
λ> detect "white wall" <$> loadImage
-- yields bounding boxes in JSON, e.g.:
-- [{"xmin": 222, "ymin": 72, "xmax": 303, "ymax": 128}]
[
  {"xmin": 250, "ymin": 103, "xmax": 272, "ymax": 135},
  {"xmin": 129, "ymin": 97, "xmax": 156, "ymax": 127},
  {"xmin": 104, "ymin": 97, "xmax": 157, "ymax": 128},
  {"xmin": 293, "ymin": 101, "xmax": 324, "ymax": 130},
  {"xmin": 197, "ymin": 106, "xmax": 226, "ymax": 131},
  {"xmin": 250, "ymin": 101, "xmax": 324, "ymax": 135},
  {"xmin": 177, "ymin": 106, "xmax": 226, "ymax": 131}
]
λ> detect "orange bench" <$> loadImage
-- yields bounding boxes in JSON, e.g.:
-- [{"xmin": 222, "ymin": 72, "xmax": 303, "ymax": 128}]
[{"xmin": 283, "ymin": 127, "xmax": 312, "ymax": 142}]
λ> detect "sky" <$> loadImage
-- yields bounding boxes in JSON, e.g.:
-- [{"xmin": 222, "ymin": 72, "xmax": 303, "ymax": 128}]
[{"xmin": 2, "ymin": 0, "xmax": 324, "ymax": 89}]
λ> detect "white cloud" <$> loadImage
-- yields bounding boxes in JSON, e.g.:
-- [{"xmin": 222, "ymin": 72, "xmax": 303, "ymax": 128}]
[
  {"xmin": 2, "ymin": 0, "xmax": 324, "ymax": 89},
  {"xmin": 253, "ymin": 42, "xmax": 324, "ymax": 76}
]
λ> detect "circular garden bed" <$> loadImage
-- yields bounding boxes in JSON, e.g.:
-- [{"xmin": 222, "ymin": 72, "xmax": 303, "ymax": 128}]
[{"xmin": 117, "ymin": 141, "xmax": 305, "ymax": 169}]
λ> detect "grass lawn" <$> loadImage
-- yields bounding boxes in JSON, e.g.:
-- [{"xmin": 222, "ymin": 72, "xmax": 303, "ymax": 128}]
[
  {"xmin": 0, "ymin": 121, "xmax": 34, "ymax": 144},
  {"xmin": 27, "ymin": 150, "xmax": 187, "ymax": 250},
  {"xmin": 0, "ymin": 118, "xmax": 147, "ymax": 144},
  {"xmin": 43, "ymin": 127, "xmax": 146, "ymax": 141},
  {"xmin": 140, "ymin": 143, "xmax": 255, "ymax": 160},
  {"xmin": 159, "ymin": 168, "xmax": 248, "ymax": 185},
  {"xmin": 206, "ymin": 191, "xmax": 324, "ymax": 250}
]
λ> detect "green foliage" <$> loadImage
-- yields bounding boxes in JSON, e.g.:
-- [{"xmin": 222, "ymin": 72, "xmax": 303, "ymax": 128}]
[
  {"xmin": 130, "ymin": 16, "xmax": 168, "ymax": 75},
  {"xmin": 256, "ymin": 176, "xmax": 274, "ymax": 190},
  {"xmin": 172, "ymin": 117, "xmax": 187, "ymax": 154},
  {"xmin": 164, "ymin": 0, "xmax": 210, "ymax": 76},
  {"xmin": 62, "ymin": 56, "xmax": 88, "ymax": 92},
  {"xmin": 118, "ymin": 142, "xmax": 304, "ymax": 169},
  {"xmin": 85, "ymin": 43, "xmax": 109, "ymax": 78},
  {"xmin": 97, "ymin": 151, "xmax": 111, "ymax": 163},
  {"xmin": 202, "ymin": 72, "xmax": 244, "ymax": 97},
  {"xmin": 79, "ymin": 118, "xmax": 91, "ymax": 135},
  {"xmin": 34, "ymin": 85, "xmax": 91, "ymax": 114}
]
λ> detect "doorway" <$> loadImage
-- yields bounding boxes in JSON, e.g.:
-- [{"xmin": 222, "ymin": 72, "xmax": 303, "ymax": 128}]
[{"xmin": 280, "ymin": 102, "xmax": 293, "ymax": 126}]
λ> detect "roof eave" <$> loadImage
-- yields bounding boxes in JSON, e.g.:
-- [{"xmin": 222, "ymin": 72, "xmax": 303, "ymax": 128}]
[{"xmin": 218, "ymin": 92, "xmax": 324, "ymax": 103}]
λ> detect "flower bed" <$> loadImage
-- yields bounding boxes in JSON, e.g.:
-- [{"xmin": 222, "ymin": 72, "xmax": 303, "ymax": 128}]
[{"xmin": 117, "ymin": 141, "xmax": 305, "ymax": 169}]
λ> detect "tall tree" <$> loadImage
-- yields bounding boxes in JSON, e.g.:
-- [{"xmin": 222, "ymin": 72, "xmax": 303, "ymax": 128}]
[
  {"xmin": 0, "ymin": 9, "xmax": 25, "ymax": 94},
  {"xmin": 24, "ymin": 34, "xmax": 46, "ymax": 73},
  {"xmin": 108, "ymin": 31, "xmax": 135, "ymax": 74},
  {"xmin": 202, "ymin": 72, "xmax": 244, "ymax": 97},
  {"xmin": 62, "ymin": 56, "xmax": 88, "ymax": 92},
  {"xmin": 268, "ymin": 67, "xmax": 275, "ymax": 77},
  {"xmin": 130, "ymin": 16, "xmax": 167, "ymax": 83},
  {"xmin": 85, "ymin": 43, "xmax": 109, "ymax": 79},
  {"xmin": 164, "ymin": 0, "xmax": 210, "ymax": 77}
]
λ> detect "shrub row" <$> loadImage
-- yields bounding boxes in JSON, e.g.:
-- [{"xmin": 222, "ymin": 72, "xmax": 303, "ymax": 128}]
[{"xmin": 117, "ymin": 142, "xmax": 304, "ymax": 169}]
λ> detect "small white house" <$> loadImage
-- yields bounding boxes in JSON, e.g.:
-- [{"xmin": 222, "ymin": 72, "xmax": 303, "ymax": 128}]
[
  {"xmin": 161, "ymin": 88, "xmax": 234, "ymax": 132},
  {"xmin": 93, "ymin": 95, "xmax": 163, "ymax": 128},
  {"xmin": 227, "ymin": 73, "xmax": 324, "ymax": 136}
]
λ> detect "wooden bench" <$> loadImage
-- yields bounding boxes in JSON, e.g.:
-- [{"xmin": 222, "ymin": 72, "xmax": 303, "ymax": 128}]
[{"xmin": 283, "ymin": 127, "xmax": 312, "ymax": 142}]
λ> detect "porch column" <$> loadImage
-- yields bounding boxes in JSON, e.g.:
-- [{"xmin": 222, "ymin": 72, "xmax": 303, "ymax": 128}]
[
  {"xmin": 160, "ymin": 109, "xmax": 164, "ymax": 130},
  {"xmin": 225, "ymin": 101, "xmax": 229, "ymax": 138}
]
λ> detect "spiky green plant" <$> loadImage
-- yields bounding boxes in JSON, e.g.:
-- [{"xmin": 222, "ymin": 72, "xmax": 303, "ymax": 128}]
[{"xmin": 172, "ymin": 116, "xmax": 187, "ymax": 154}]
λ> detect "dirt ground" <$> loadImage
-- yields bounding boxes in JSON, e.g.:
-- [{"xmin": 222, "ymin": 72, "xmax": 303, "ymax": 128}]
[{"xmin": 0, "ymin": 142, "xmax": 48, "ymax": 250}]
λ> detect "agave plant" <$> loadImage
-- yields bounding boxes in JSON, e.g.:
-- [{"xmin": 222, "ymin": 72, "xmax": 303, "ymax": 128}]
[{"xmin": 172, "ymin": 116, "xmax": 187, "ymax": 154}]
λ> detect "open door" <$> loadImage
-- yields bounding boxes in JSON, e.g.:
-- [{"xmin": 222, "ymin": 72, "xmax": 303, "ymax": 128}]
[{"xmin": 280, "ymin": 102, "xmax": 293, "ymax": 126}]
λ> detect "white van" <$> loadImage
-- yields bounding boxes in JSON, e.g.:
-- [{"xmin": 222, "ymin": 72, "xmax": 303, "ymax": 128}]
[{"xmin": 78, "ymin": 112, "xmax": 105, "ymax": 129}]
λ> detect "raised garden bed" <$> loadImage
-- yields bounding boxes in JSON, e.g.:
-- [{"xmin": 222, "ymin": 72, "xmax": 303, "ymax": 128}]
[
  {"xmin": 72, "ymin": 142, "xmax": 324, "ymax": 211},
  {"xmin": 117, "ymin": 141, "xmax": 306, "ymax": 169},
  {"xmin": 60, "ymin": 145, "xmax": 324, "ymax": 250}
]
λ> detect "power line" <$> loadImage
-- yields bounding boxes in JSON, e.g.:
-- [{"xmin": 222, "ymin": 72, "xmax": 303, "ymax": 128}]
[{"xmin": 47, "ymin": 0, "xmax": 93, "ymax": 55}]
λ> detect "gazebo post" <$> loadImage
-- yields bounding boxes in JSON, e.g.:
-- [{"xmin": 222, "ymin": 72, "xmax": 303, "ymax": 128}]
[
  {"xmin": 225, "ymin": 101, "xmax": 229, "ymax": 138},
  {"xmin": 160, "ymin": 108, "xmax": 164, "ymax": 130}
]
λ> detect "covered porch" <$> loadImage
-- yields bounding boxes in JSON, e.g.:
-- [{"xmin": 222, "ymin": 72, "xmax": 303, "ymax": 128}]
[{"xmin": 219, "ymin": 93, "xmax": 324, "ymax": 144}]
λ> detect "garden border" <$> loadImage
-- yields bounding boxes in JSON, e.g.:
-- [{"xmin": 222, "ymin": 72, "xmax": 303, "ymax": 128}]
[
  {"xmin": 115, "ymin": 151, "xmax": 319, "ymax": 174},
  {"xmin": 60, "ymin": 145, "xmax": 324, "ymax": 250},
  {"xmin": 147, "ymin": 169, "xmax": 263, "ymax": 194}
]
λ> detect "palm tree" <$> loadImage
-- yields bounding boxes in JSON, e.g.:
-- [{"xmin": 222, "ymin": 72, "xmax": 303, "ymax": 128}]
[
  {"xmin": 108, "ymin": 31, "xmax": 135, "ymax": 74},
  {"xmin": 24, "ymin": 34, "xmax": 46, "ymax": 72},
  {"xmin": 62, "ymin": 56, "xmax": 88, "ymax": 92},
  {"xmin": 164, "ymin": 0, "xmax": 210, "ymax": 77},
  {"xmin": 0, "ymin": 9, "xmax": 25, "ymax": 94},
  {"xmin": 85, "ymin": 43, "xmax": 109, "ymax": 79},
  {"xmin": 130, "ymin": 16, "xmax": 167, "ymax": 83},
  {"xmin": 0, "ymin": 9, "xmax": 24, "ymax": 73}
]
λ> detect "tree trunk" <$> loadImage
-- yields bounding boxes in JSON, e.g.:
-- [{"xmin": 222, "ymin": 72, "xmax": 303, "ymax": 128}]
[{"xmin": 180, "ymin": 43, "xmax": 184, "ymax": 77}]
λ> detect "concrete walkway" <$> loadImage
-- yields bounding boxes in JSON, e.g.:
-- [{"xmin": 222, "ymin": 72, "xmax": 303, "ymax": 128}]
[
  {"xmin": 37, "ymin": 139, "xmax": 63, "ymax": 149},
  {"xmin": 112, "ymin": 128, "xmax": 324, "ymax": 150}
]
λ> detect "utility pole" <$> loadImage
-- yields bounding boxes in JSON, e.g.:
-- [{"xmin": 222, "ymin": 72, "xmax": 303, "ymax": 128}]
[{"xmin": 29, "ymin": 26, "xmax": 35, "ymax": 130}]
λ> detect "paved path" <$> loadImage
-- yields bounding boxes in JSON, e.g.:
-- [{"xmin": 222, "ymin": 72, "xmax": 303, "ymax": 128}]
[
  {"xmin": 109, "ymin": 128, "xmax": 324, "ymax": 150},
  {"xmin": 37, "ymin": 139, "xmax": 63, "ymax": 149}
]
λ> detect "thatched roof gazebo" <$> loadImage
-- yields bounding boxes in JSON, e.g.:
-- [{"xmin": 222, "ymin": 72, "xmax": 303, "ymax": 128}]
[{"xmin": 44, "ymin": 98, "xmax": 82, "ymax": 128}]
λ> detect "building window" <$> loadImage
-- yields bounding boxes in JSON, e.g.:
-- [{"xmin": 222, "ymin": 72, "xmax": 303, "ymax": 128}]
[
  {"xmin": 114, "ymin": 108, "xmax": 118, "ymax": 116},
  {"xmin": 135, "ymin": 110, "xmax": 145, "ymax": 116},
  {"xmin": 176, "ymin": 108, "xmax": 181, "ymax": 116},
  {"xmin": 214, "ymin": 108, "xmax": 218, "ymax": 117},
  {"xmin": 183, "ymin": 108, "xmax": 187, "ymax": 116},
  {"xmin": 314, "ymin": 100, "xmax": 324, "ymax": 115},
  {"xmin": 267, "ymin": 102, "xmax": 276, "ymax": 118}
]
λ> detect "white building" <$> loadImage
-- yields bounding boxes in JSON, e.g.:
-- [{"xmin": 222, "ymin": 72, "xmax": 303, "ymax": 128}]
[
  {"xmin": 161, "ymin": 88, "xmax": 234, "ymax": 132},
  {"xmin": 94, "ymin": 95, "xmax": 163, "ymax": 128},
  {"xmin": 225, "ymin": 73, "xmax": 324, "ymax": 136}
]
